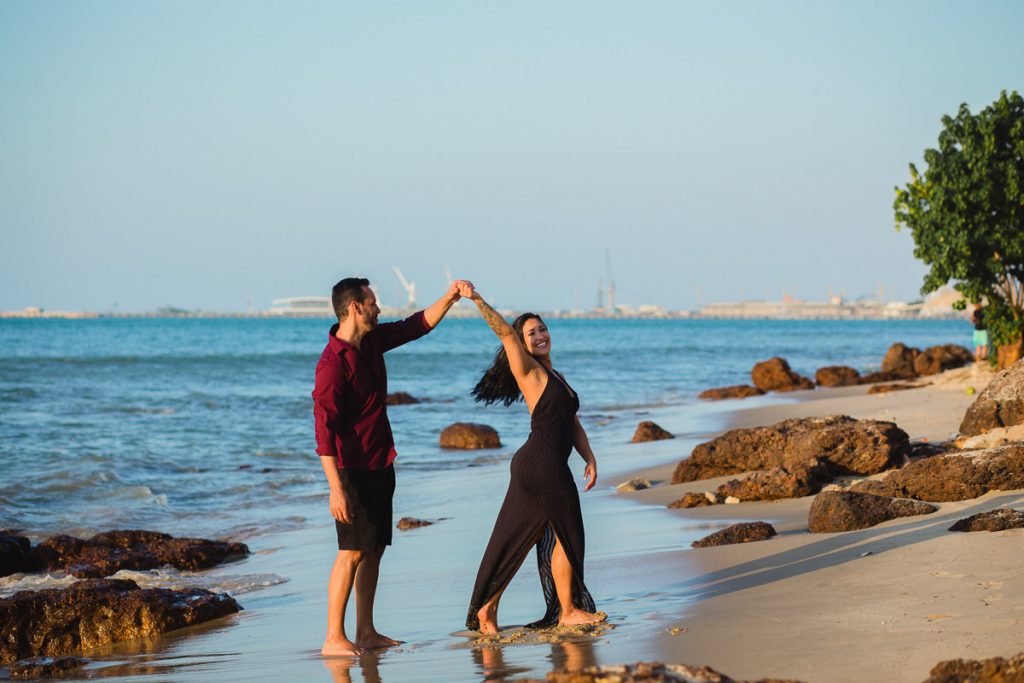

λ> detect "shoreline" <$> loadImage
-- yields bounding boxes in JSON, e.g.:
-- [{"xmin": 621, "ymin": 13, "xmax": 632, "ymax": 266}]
[{"xmin": 615, "ymin": 362, "xmax": 1024, "ymax": 682}]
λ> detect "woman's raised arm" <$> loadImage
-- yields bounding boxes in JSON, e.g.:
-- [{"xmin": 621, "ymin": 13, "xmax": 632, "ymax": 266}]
[{"xmin": 460, "ymin": 283, "xmax": 544, "ymax": 398}]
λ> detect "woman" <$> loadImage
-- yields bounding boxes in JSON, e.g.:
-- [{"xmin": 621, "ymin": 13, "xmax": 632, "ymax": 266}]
[{"xmin": 459, "ymin": 282, "xmax": 603, "ymax": 634}]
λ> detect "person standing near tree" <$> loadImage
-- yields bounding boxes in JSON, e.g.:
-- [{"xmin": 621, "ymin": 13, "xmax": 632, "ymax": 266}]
[
  {"xmin": 313, "ymin": 276, "xmax": 467, "ymax": 656},
  {"xmin": 972, "ymin": 304, "xmax": 989, "ymax": 362}
]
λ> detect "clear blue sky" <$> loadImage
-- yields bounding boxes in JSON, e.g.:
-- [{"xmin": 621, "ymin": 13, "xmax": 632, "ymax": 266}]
[{"xmin": 2, "ymin": 1, "xmax": 1022, "ymax": 312}]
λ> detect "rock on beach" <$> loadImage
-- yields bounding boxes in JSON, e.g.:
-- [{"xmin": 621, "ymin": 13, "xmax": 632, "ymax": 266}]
[
  {"xmin": 630, "ymin": 421, "xmax": 674, "ymax": 443},
  {"xmin": 8, "ymin": 657, "xmax": 88, "ymax": 679},
  {"xmin": 0, "ymin": 533, "xmax": 31, "ymax": 578},
  {"xmin": 29, "ymin": 530, "xmax": 250, "ymax": 579},
  {"xmin": 698, "ymin": 385, "xmax": 766, "ymax": 401},
  {"xmin": 439, "ymin": 422, "xmax": 501, "ymax": 449},
  {"xmin": 808, "ymin": 491, "xmax": 937, "ymax": 532},
  {"xmin": 959, "ymin": 359, "xmax": 1024, "ymax": 436},
  {"xmin": 396, "ymin": 517, "xmax": 434, "ymax": 530},
  {"xmin": 881, "ymin": 343, "xmax": 920, "ymax": 378},
  {"xmin": 0, "ymin": 579, "xmax": 240, "ymax": 664},
  {"xmin": 385, "ymin": 391, "xmax": 421, "ymax": 405},
  {"xmin": 948, "ymin": 508, "xmax": 1024, "ymax": 532},
  {"xmin": 672, "ymin": 415, "xmax": 910, "ymax": 484},
  {"xmin": 851, "ymin": 444, "xmax": 1024, "ymax": 502},
  {"xmin": 913, "ymin": 344, "xmax": 973, "ymax": 376},
  {"xmin": 925, "ymin": 652, "xmax": 1024, "ymax": 683},
  {"xmin": 692, "ymin": 522, "xmax": 777, "ymax": 548},
  {"xmin": 751, "ymin": 357, "xmax": 814, "ymax": 392},
  {"xmin": 815, "ymin": 366, "xmax": 861, "ymax": 387},
  {"xmin": 715, "ymin": 460, "xmax": 832, "ymax": 502}
]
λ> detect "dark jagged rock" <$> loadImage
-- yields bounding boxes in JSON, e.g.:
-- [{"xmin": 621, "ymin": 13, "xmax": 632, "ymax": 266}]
[
  {"xmin": 949, "ymin": 508, "xmax": 1024, "ymax": 532},
  {"xmin": 815, "ymin": 366, "xmax": 861, "ymax": 387},
  {"xmin": 960, "ymin": 360, "xmax": 1024, "ymax": 436},
  {"xmin": 859, "ymin": 371, "xmax": 907, "ymax": 385},
  {"xmin": 9, "ymin": 657, "xmax": 88, "ymax": 678},
  {"xmin": 808, "ymin": 491, "xmax": 937, "ymax": 532},
  {"xmin": 631, "ymin": 421, "xmax": 674, "ymax": 443},
  {"xmin": 521, "ymin": 661, "xmax": 806, "ymax": 683},
  {"xmin": 751, "ymin": 357, "xmax": 814, "ymax": 393},
  {"xmin": 672, "ymin": 415, "xmax": 909, "ymax": 484},
  {"xmin": 914, "ymin": 344, "xmax": 973, "ymax": 376},
  {"xmin": 881, "ymin": 343, "xmax": 920, "ymax": 378},
  {"xmin": 925, "ymin": 652, "xmax": 1024, "ymax": 683},
  {"xmin": 851, "ymin": 444, "xmax": 1024, "ymax": 502},
  {"xmin": 439, "ymin": 422, "xmax": 501, "ymax": 449},
  {"xmin": 0, "ymin": 533, "xmax": 31, "ymax": 578},
  {"xmin": 396, "ymin": 517, "xmax": 434, "ymax": 530},
  {"xmin": 715, "ymin": 459, "xmax": 832, "ymax": 502},
  {"xmin": 29, "ymin": 530, "xmax": 249, "ymax": 579},
  {"xmin": 698, "ymin": 385, "xmax": 766, "ymax": 401},
  {"xmin": 868, "ymin": 382, "xmax": 925, "ymax": 395},
  {"xmin": 386, "ymin": 391, "xmax": 420, "ymax": 405},
  {"xmin": 692, "ymin": 522, "xmax": 777, "ymax": 548},
  {"xmin": 0, "ymin": 579, "xmax": 239, "ymax": 664},
  {"xmin": 668, "ymin": 492, "xmax": 718, "ymax": 509}
]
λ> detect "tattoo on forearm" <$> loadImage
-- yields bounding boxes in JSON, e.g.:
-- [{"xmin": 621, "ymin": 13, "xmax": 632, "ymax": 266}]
[{"xmin": 477, "ymin": 300, "xmax": 512, "ymax": 337}]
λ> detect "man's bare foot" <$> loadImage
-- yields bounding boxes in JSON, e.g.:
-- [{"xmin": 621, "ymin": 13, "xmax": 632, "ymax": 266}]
[
  {"xmin": 321, "ymin": 637, "xmax": 365, "ymax": 657},
  {"xmin": 356, "ymin": 631, "xmax": 403, "ymax": 649},
  {"xmin": 477, "ymin": 604, "xmax": 499, "ymax": 635},
  {"xmin": 558, "ymin": 608, "xmax": 606, "ymax": 627}
]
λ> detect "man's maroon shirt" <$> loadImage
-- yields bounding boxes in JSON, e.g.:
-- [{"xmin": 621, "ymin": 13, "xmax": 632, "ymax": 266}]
[{"xmin": 313, "ymin": 311, "xmax": 431, "ymax": 470}]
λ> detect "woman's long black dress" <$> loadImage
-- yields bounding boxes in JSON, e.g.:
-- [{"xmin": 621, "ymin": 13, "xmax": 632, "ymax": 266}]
[{"xmin": 466, "ymin": 368, "xmax": 597, "ymax": 630}]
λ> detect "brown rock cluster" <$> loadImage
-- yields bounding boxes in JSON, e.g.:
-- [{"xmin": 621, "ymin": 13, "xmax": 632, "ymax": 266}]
[
  {"xmin": 959, "ymin": 360, "xmax": 1024, "ymax": 436},
  {"xmin": 751, "ymin": 357, "xmax": 815, "ymax": 392},
  {"xmin": 692, "ymin": 522, "xmax": 777, "ymax": 548},
  {"xmin": 881, "ymin": 342, "xmax": 972, "ymax": 378},
  {"xmin": 522, "ymin": 661, "xmax": 805, "ymax": 683},
  {"xmin": 667, "ymin": 492, "xmax": 718, "ymax": 509},
  {"xmin": 815, "ymin": 366, "xmax": 861, "ymax": 387},
  {"xmin": 0, "ymin": 578, "xmax": 239, "ymax": 664},
  {"xmin": 807, "ymin": 491, "xmax": 937, "ymax": 532},
  {"xmin": 439, "ymin": 422, "xmax": 501, "ymax": 449},
  {"xmin": 698, "ymin": 385, "xmax": 765, "ymax": 401},
  {"xmin": 631, "ymin": 421, "xmax": 674, "ymax": 443},
  {"xmin": 948, "ymin": 508, "xmax": 1024, "ymax": 532},
  {"xmin": 0, "ymin": 532, "xmax": 31, "ymax": 578},
  {"xmin": 396, "ymin": 517, "xmax": 434, "ymax": 530},
  {"xmin": 715, "ymin": 460, "xmax": 832, "ymax": 502},
  {"xmin": 672, "ymin": 415, "xmax": 909, "ymax": 484},
  {"xmin": 8, "ymin": 657, "xmax": 88, "ymax": 678},
  {"xmin": 29, "ymin": 530, "xmax": 249, "ymax": 579},
  {"xmin": 925, "ymin": 652, "xmax": 1024, "ymax": 683},
  {"xmin": 882, "ymin": 342, "xmax": 920, "ymax": 378},
  {"xmin": 851, "ymin": 444, "xmax": 1024, "ymax": 502},
  {"xmin": 386, "ymin": 391, "xmax": 420, "ymax": 405}
]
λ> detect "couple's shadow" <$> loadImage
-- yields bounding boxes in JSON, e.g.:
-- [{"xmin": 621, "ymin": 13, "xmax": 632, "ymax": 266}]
[{"xmin": 321, "ymin": 639, "xmax": 597, "ymax": 683}]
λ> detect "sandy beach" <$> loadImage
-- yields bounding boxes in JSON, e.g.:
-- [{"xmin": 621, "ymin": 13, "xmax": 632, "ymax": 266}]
[{"xmin": 612, "ymin": 363, "xmax": 1024, "ymax": 683}]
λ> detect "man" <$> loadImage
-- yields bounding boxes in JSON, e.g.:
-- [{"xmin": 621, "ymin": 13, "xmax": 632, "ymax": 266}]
[{"xmin": 313, "ymin": 276, "xmax": 467, "ymax": 656}]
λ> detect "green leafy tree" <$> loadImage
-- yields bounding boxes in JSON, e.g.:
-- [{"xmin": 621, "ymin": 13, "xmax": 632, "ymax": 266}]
[{"xmin": 894, "ymin": 90, "xmax": 1024, "ymax": 354}]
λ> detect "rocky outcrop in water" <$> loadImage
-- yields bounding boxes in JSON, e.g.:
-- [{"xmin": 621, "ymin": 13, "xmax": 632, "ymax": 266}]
[
  {"xmin": 631, "ymin": 421, "xmax": 674, "ymax": 443},
  {"xmin": 851, "ymin": 444, "xmax": 1024, "ymax": 502},
  {"xmin": 672, "ymin": 415, "xmax": 909, "ymax": 484},
  {"xmin": 808, "ymin": 491, "xmax": 937, "ymax": 532},
  {"xmin": 815, "ymin": 366, "xmax": 861, "ymax": 387},
  {"xmin": 751, "ymin": 357, "xmax": 814, "ymax": 392},
  {"xmin": 8, "ymin": 657, "xmax": 88, "ymax": 679},
  {"xmin": 959, "ymin": 360, "xmax": 1024, "ymax": 436},
  {"xmin": 29, "ymin": 530, "xmax": 249, "ymax": 579},
  {"xmin": 948, "ymin": 508, "xmax": 1024, "ymax": 532},
  {"xmin": 692, "ymin": 522, "xmax": 777, "ymax": 548},
  {"xmin": 667, "ymin": 492, "xmax": 719, "ymax": 509},
  {"xmin": 396, "ymin": 517, "xmax": 434, "ymax": 530},
  {"xmin": 0, "ymin": 533, "xmax": 31, "ymax": 578},
  {"xmin": 698, "ymin": 385, "xmax": 766, "ymax": 401},
  {"xmin": 925, "ymin": 652, "xmax": 1024, "ymax": 683},
  {"xmin": 0, "ymin": 579, "xmax": 239, "ymax": 664},
  {"xmin": 439, "ymin": 422, "xmax": 501, "ymax": 449}
]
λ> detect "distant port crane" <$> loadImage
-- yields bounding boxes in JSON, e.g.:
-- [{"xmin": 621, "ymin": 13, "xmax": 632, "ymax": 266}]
[{"xmin": 392, "ymin": 266, "xmax": 416, "ymax": 310}]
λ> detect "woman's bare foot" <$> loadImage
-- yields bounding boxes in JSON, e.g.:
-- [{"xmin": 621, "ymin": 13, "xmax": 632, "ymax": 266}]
[
  {"xmin": 356, "ymin": 631, "xmax": 403, "ymax": 649},
  {"xmin": 477, "ymin": 604, "xmax": 499, "ymax": 635},
  {"xmin": 558, "ymin": 608, "xmax": 606, "ymax": 627},
  {"xmin": 321, "ymin": 636, "xmax": 365, "ymax": 657}
]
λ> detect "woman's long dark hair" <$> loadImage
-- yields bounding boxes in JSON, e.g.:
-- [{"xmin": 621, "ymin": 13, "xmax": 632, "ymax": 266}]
[{"xmin": 471, "ymin": 313, "xmax": 544, "ymax": 406}]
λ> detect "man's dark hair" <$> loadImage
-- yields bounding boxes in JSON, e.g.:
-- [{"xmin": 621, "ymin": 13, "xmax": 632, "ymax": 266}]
[{"xmin": 332, "ymin": 277, "xmax": 371, "ymax": 320}]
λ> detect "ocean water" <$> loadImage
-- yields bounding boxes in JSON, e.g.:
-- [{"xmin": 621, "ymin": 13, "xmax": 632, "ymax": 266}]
[{"xmin": 0, "ymin": 316, "xmax": 966, "ymax": 541}]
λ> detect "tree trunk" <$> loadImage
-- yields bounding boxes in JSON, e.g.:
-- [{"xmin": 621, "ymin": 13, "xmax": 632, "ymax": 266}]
[{"xmin": 998, "ymin": 339, "xmax": 1023, "ymax": 370}]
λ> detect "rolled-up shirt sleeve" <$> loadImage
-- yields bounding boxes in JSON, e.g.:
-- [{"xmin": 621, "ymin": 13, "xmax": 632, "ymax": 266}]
[
  {"xmin": 378, "ymin": 310, "xmax": 432, "ymax": 353},
  {"xmin": 312, "ymin": 359, "xmax": 341, "ymax": 459}
]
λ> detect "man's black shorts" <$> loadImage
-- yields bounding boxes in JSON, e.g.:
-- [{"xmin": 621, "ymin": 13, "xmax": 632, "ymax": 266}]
[{"xmin": 335, "ymin": 464, "xmax": 395, "ymax": 551}]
